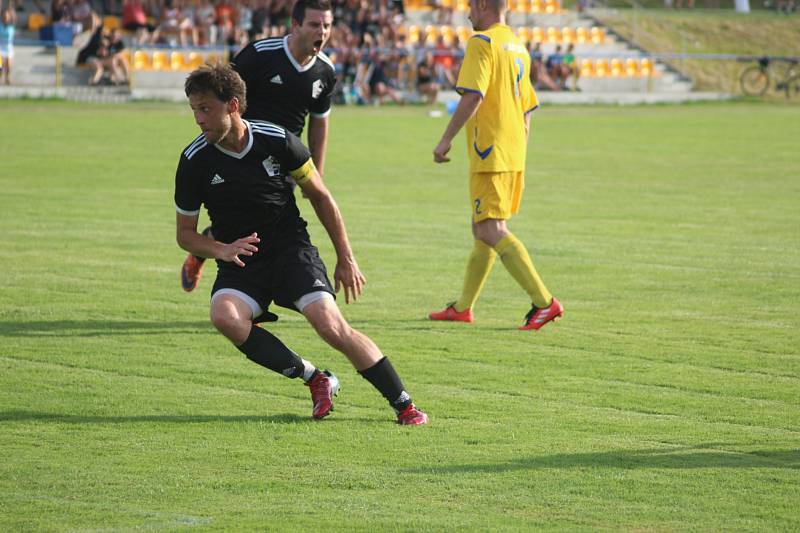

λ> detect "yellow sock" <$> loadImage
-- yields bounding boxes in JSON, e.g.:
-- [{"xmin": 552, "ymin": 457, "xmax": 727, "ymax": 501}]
[
  {"xmin": 454, "ymin": 240, "xmax": 497, "ymax": 312},
  {"xmin": 494, "ymin": 234, "xmax": 552, "ymax": 308}
]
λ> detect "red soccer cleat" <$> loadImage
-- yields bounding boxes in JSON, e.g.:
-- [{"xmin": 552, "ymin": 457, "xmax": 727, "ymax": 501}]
[
  {"xmin": 306, "ymin": 370, "xmax": 339, "ymax": 419},
  {"xmin": 181, "ymin": 254, "xmax": 206, "ymax": 292},
  {"xmin": 519, "ymin": 297, "xmax": 564, "ymax": 331},
  {"xmin": 396, "ymin": 404, "xmax": 429, "ymax": 426},
  {"xmin": 429, "ymin": 302, "xmax": 474, "ymax": 323}
]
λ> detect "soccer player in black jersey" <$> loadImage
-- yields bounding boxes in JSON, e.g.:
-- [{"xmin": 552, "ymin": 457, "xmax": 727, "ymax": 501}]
[
  {"xmin": 174, "ymin": 64, "xmax": 428, "ymax": 425},
  {"xmin": 180, "ymin": 0, "xmax": 335, "ymax": 293}
]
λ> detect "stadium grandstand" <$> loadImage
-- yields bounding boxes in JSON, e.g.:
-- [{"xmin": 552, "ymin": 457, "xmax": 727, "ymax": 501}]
[{"xmin": 0, "ymin": 0, "xmax": 742, "ymax": 103}]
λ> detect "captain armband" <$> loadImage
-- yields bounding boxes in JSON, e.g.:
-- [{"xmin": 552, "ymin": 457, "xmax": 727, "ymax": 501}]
[{"xmin": 289, "ymin": 159, "xmax": 316, "ymax": 186}]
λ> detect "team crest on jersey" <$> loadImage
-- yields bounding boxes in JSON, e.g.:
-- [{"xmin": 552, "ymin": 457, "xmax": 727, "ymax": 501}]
[
  {"xmin": 311, "ymin": 79, "xmax": 324, "ymax": 99},
  {"xmin": 262, "ymin": 156, "xmax": 281, "ymax": 176}
]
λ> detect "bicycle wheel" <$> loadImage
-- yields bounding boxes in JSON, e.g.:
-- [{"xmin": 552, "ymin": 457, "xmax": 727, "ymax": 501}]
[{"xmin": 740, "ymin": 66, "xmax": 769, "ymax": 96}]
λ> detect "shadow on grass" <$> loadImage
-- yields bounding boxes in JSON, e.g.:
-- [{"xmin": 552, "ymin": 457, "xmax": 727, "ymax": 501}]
[
  {"xmin": 403, "ymin": 446, "xmax": 800, "ymax": 471},
  {"xmin": 0, "ymin": 320, "xmax": 213, "ymax": 337},
  {"xmin": 0, "ymin": 410, "xmax": 311, "ymax": 425}
]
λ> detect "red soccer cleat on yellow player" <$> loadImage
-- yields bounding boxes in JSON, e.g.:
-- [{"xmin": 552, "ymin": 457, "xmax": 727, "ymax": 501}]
[
  {"xmin": 519, "ymin": 297, "xmax": 564, "ymax": 331},
  {"xmin": 428, "ymin": 302, "xmax": 474, "ymax": 323}
]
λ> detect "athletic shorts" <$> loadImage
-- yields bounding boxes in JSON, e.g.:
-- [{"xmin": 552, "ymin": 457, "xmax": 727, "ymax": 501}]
[
  {"xmin": 469, "ymin": 170, "xmax": 525, "ymax": 222},
  {"xmin": 211, "ymin": 244, "xmax": 335, "ymax": 315}
]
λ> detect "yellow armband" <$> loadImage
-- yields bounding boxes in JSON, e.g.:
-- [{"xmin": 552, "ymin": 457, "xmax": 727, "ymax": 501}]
[{"xmin": 289, "ymin": 159, "xmax": 316, "ymax": 186}]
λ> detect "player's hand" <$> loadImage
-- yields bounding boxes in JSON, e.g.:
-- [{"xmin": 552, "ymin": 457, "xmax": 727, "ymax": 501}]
[
  {"xmin": 433, "ymin": 138, "xmax": 451, "ymax": 163},
  {"xmin": 218, "ymin": 232, "xmax": 260, "ymax": 267},
  {"xmin": 334, "ymin": 256, "xmax": 366, "ymax": 304}
]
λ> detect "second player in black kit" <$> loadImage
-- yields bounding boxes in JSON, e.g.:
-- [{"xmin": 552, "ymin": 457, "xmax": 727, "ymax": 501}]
[{"xmin": 232, "ymin": 35, "xmax": 336, "ymax": 138}]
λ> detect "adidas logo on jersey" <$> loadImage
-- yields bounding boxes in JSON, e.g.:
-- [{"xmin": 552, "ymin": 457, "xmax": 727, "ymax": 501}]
[
  {"xmin": 312, "ymin": 279, "xmax": 326, "ymax": 288},
  {"xmin": 210, "ymin": 173, "xmax": 225, "ymax": 185},
  {"xmin": 270, "ymin": 74, "xmax": 283, "ymax": 84}
]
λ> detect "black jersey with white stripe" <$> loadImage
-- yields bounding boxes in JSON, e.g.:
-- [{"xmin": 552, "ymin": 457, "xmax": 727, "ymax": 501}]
[
  {"xmin": 232, "ymin": 36, "xmax": 336, "ymax": 137},
  {"xmin": 174, "ymin": 120, "xmax": 313, "ymax": 255}
]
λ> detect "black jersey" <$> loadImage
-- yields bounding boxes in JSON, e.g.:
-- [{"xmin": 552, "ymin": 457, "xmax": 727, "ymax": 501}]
[
  {"xmin": 174, "ymin": 120, "xmax": 314, "ymax": 259},
  {"xmin": 232, "ymin": 36, "xmax": 336, "ymax": 137}
]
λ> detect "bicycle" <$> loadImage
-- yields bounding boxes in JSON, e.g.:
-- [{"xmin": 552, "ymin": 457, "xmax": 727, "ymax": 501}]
[{"xmin": 740, "ymin": 56, "xmax": 800, "ymax": 98}]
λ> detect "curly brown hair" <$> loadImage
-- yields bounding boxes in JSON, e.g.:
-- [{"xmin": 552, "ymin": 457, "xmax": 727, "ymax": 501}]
[{"xmin": 184, "ymin": 63, "xmax": 247, "ymax": 114}]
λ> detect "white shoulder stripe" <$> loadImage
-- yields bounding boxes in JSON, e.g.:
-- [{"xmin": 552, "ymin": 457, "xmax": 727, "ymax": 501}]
[
  {"xmin": 185, "ymin": 140, "xmax": 208, "ymax": 160},
  {"xmin": 185, "ymin": 134, "xmax": 205, "ymax": 154},
  {"xmin": 251, "ymin": 123, "xmax": 285, "ymax": 134},
  {"xmin": 318, "ymin": 51, "xmax": 335, "ymax": 70},
  {"xmin": 251, "ymin": 128, "xmax": 286, "ymax": 139},
  {"xmin": 175, "ymin": 203, "xmax": 200, "ymax": 216},
  {"xmin": 254, "ymin": 42, "xmax": 283, "ymax": 51}
]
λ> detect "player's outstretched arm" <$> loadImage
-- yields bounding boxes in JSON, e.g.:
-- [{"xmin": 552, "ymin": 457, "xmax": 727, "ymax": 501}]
[
  {"xmin": 298, "ymin": 173, "xmax": 365, "ymax": 304},
  {"xmin": 176, "ymin": 213, "xmax": 259, "ymax": 268}
]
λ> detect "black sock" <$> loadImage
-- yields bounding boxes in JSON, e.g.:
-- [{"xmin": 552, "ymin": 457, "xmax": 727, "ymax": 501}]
[
  {"xmin": 194, "ymin": 227, "xmax": 213, "ymax": 262},
  {"xmin": 359, "ymin": 357, "xmax": 412, "ymax": 413},
  {"xmin": 236, "ymin": 326, "xmax": 309, "ymax": 380}
]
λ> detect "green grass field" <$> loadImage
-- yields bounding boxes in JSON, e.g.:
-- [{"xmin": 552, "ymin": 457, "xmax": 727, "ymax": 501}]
[{"xmin": 1, "ymin": 100, "xmax": 798, "ymax": 531}]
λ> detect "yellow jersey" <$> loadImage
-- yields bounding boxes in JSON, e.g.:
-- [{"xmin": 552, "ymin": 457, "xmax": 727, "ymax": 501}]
[{"xmin": 455, "ymin": 23, "xmax": 539, "ymax": 173}]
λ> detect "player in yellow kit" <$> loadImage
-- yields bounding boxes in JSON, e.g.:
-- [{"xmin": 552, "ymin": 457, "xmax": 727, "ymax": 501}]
[{"xmin": 429, "ymin": 0, "xmax": 563, "ymax": 330}]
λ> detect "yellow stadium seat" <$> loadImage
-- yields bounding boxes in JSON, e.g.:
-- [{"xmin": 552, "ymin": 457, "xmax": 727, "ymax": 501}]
[
  {"xmin": 133, "ymin": 50, "xmax": 151, "ymax": 70},
  {"xmin": 610, "ymin": 58, "xmax": 624, "ymax": 77},
  {"xmin": 170, "ymin": 51, "xmax": 187, "ymax": 70},
  {"xmin": 640, "ymin": 57, "xmax": 654, "ymax": 76},
  {"xmin": 591, "ymin": 26, "xmax": 606, "ymax": 44},
  {"xmin": 579, "ymin": 58, "xmax": 593, "ymax": 77},
  {"xmin": 152, "ymin": 50, "xmax": 170, "ymax": 71},
  {"xmin": 456, "ymin": 25, "xmax": 471, "ymax": 43},
  {"xmin": 576, "ymin": 27, "xmax": 589, "ymax": 44},
  {"xmin": 456, "ymin": 0, "xmax": 469, "ymax": 11},
  {"xmin": 205, "ymin": 52, "xmax": 222, "ymax": 66},
  {"xmin": 531, "ymin": 26, "xmax": 544, "ymax": 43},
  {"xmin": 545, "ymin": 0, "xmax": 560, "ymax": 13},
  {"xmin": 28, "ymin": 12, "xmax": 47, "ymax": 32},
  {"xmin": 407, "ymin": 27, "xmax": 420, "ymax": 45},
  {"xmin": 531, "ymin": 0, "xmax": 544, "ymax": 12},
  {"xmin": 595, "ymin": 58, "xmax": 610, "ymax": 77},
  {"xmin": 516, "ymin": 27, "xmax": 531, "ymax": 45},
  {"xmin": 187, "ymin": 51, "xmax": 204, "ymax": 69},
  {"xmin": 546, "ymin": 27, "xmax": 560, "ymax": 44},
  {"xmin": 562, "ymin": 26, "xmax": 576, "ymax": 44},
  {"xmin": 514, "ymin": 0, "xmax": 531, "ymax": 13},
  {"xmin": 440, "ymin": 25, "xmax": 455, "ymax": 46},
  {"xmin": 625, "ymin": 58, "xmax": 639, "ymax": 77},
  {"xmin": 103, "ymin": 15, "xmax": 121, "ymax": 31}
]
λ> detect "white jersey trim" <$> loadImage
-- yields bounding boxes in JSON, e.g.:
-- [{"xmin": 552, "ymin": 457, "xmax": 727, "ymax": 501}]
[
  {"xmin": 184, "ymin": 134, "xmax": 207, "ymax": 160},
  {"xmin": 317, "ymin": 51, "xmax": 335, "ymax": 71},
  {"xmin": 175, "ymin": 203, "xmax": 201, "ymax": 216},
  {"xmin": 309, "ymin": 109, "xmax": 331, "ymax": 119},
  {"xmin": 214, "ymin": 120, "xmax": 254, "ymax": 159},
  {"xmin": 283, "ymin": 35, "xmax": 318, "ymax": 73}
]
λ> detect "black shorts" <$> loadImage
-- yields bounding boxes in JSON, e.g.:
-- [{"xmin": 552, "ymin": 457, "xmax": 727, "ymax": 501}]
[{"xmin": 211, "ymin": 244, "xmax": 335, "ymax": 314}]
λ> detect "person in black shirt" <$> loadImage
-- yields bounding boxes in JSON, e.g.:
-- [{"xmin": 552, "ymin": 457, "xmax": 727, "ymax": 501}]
[
  {"xmin": 174, "ymin": 64, "xmax": 428, "ymax": 425},
  {"xmin": 180, "ymin": 0, "xmax": 336, "ymax": 293}
]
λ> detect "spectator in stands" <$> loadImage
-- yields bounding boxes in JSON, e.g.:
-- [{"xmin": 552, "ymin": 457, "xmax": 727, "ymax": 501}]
[
  {"xmin": 360, "ymin": 46, "xmax": 403, "ymax": 105},
  {"xmin": 427, "ymin": 0, "xmax": 452, "ymax": 25},
  {"xmin": 152, "ymin": 0, "xmax": 194, "ymax": 47},
  {"xmin": 563, "ymin": 43, "xmax": 577, "ymax": 90},
  {"xmin": 249, "ymin": 0, "xmax": 269, "ymax": 41},
  {"xmin": 121, "ymin": 0, "xmax": 153, "ymax": 44},
  {"xmin": 108, "ymin": 27, "xmax": 129, "ymax": 83},
  {"xmin": 545, "ymin": 44, "xmax": 566, "ymax": 89},
  {"xmin": 71, "ymin": 0, "xmax": 93, "ymax": 34},
  {"xmin": 50, "ymin": 0, "xmax": 71, "ymax": 23},
  {"xmin": 432, "ymin": 34, "xmax": 456, "ymax": 88},
  {"xmin": 235, "ymin": 0, "xmax": 253, "ymax": 47},
  {"xmin": 529, "ymin": 41, "xmax": 543, "ymax": 85},
  {"xmin": 193, "ymin": 0, "xmax": 217, "ymax": 45},
  {"xmin": 0, "ymin": 5, "xmax": 15, "ymax": 85},
  {"xmin": 416, "ymin": 51, "xmax": 439, "ymax": 104},
  {"xmin": 215, "ymin": 0, "xmax": 237, "ymax": 45}
]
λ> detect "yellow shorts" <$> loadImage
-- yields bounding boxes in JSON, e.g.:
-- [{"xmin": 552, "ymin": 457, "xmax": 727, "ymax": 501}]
[{"xmin": 469, "ymin": 171, "xmax": 525, "ymax": 222}]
